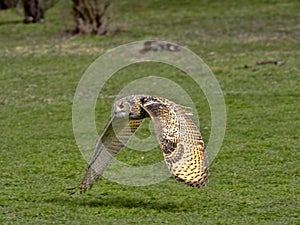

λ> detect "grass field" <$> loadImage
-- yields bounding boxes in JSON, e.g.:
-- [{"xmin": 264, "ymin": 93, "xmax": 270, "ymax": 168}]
[{"xmin": 0, "ymin": 0, "xmax": 299, "ymax": 224}]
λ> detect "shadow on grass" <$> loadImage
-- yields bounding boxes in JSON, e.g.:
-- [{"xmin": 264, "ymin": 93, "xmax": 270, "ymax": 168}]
[
  {"xmin": 48, "ymin": 194, "xmax": 180, "ymax": 212},
  {"xmin": 0, "ymin": 20, "xmax": 22, "ymax": 26}
]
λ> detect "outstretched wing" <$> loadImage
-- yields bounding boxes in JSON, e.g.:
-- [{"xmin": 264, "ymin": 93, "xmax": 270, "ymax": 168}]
[
  {"xmin": 79, "ymin": 116, "xmax": 144, "ymax": 193},
  {"xmin": 141, "ymin": 98, "xmax": 209, "ymax": 188}
]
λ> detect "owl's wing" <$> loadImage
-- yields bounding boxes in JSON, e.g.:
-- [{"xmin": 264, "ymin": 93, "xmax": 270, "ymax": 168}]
[
  {"xmin": 79, "ymin": 116, "xmax": 144, "ymax": 193},
  {"xmin": 141, "ymin": 99, "xmax": 209, "ymax": 188}
]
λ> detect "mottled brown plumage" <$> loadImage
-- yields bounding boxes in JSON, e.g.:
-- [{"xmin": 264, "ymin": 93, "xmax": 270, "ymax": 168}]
[{"xmin": 78, "ymin": 95, "xmax": 208, "ymax": 193}]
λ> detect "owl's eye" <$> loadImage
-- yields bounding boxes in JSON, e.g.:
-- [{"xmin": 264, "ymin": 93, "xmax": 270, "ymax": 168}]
[{"xmin": 118, "ymin": 104, "xmax": 124, "ymax": 109}]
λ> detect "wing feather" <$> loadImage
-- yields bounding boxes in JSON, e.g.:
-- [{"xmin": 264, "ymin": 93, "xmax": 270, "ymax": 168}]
[
  {"xmin": 141, "ymin": 98, "xmax": 209, "ymax": 188},
  {"xmin": 79, "ymin": 117, "xmax": 144, "ymax": 193},
  {"xmin": 77, "ymin": 95, "xmax": 208, "ymax": 193}
]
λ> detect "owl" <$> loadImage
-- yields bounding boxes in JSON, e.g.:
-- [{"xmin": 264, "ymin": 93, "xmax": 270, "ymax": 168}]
[{"xmin": 77, "ymin": 95, "xmax": 208, "ymax": 193}]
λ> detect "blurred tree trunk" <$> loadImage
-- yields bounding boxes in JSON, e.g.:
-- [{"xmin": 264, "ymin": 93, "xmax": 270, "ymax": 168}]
[
  {"xmin": 0, "ymin": 0, "xmax": 19, "ymax": 10},
  {"xmin": 22, "ymin": 0, "xmax": 44, "ymax": 23},
  {"xmin": 72, "ymin": 0, "xmax": 111, "ymax": 36},
  {"xmin": 22, "ymin": 0, "xmax": 58, "ymax": 23}
]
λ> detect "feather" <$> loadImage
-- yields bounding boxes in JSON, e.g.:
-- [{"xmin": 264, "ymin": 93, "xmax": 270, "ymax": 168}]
[
  {"xmin": 77, "ymin": 95, "xmax": 208, "ymax": 193},
  {"xmin": 79, "ymin": 116, "xmax": 144, "ymax": 193}
]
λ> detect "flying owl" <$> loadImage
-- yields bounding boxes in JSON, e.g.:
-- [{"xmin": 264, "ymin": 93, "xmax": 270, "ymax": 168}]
[{"xmin": 78, "ymin": 95, "xmax": 209, "ymax": 193}]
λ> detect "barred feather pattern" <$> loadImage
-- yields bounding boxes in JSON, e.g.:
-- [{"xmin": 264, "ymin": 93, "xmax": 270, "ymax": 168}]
[{"xmin": 78, "ymin": 95, "xmax": 208, "ymax": 193}]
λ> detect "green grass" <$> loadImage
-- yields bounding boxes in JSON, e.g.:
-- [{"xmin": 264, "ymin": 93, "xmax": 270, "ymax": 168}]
[{"xmin": 0, "ymin": 0, "xmax": 299, "ymax": 224}]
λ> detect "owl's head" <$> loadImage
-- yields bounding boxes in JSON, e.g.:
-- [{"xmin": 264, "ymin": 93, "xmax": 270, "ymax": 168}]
[{"xmin": 113, "ymin": 95, "xmax": 148, "ymax": 119}]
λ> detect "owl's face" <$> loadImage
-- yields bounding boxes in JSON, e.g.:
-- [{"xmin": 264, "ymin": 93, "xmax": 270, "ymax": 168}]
[
  {"xmin": 113, "ymin": 95, "xmax": 148, "ymax": 119},
  {"xmin": 113, "ymin": 100, "xmax": 131, "ymax": 118}
]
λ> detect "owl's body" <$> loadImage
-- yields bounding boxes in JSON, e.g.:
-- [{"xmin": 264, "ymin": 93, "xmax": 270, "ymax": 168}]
[{"xmin": 79, "ymin": 95, "xmax": 208, "ymax": 193}]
